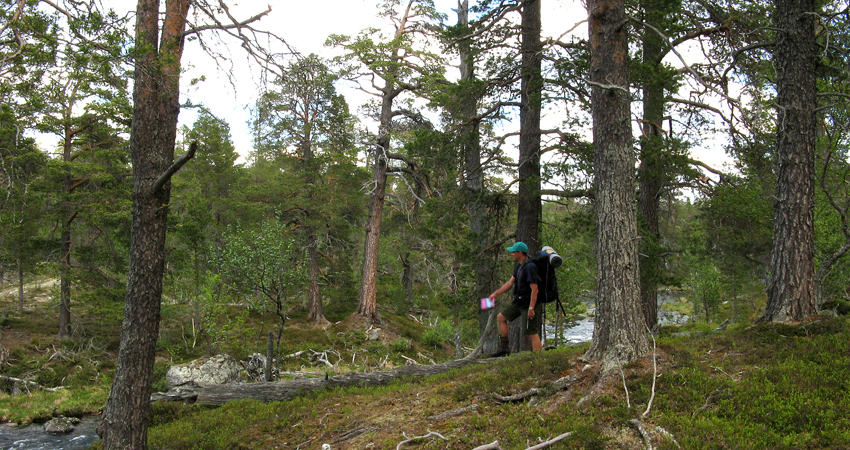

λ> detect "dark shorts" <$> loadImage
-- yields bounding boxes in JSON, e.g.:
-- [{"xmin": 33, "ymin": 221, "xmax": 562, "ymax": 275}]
[{"xmin": 501, "ymin": 301, "xmax": 542, "ymax": 335}]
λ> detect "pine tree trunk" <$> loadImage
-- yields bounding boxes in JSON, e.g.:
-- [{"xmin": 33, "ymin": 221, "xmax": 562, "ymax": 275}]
[
  {"xmin": 516, "ymin": 0, "xmax": 542, "ymax": 254},
  {"xmin": 99, "ymin": 1, "xmax": 188, "ymax": 448},
  {"xmin": 457, "ymin": 0, "xmax": 499, "ymax": 353},
  {"xmin": 357, "ymin": 95, "xmax": 392, "ymax": 323},
  {"xmin": 59, "ymin": 132, "xmax": 73, "ymax": 338},
  {"xmin": 760, "ymin": 0, "xmax": 818, "ymax": 323},
  {"xmin": 585, "ymin": 0, "xmax": 650, "ymax": 368},
  {"xmin": 305, "ymin": 226, "xmax": 326, "ymax": 324},
  {"xmin": 637, "ymin": 9, "xmax": 665, "ymax": 330}
]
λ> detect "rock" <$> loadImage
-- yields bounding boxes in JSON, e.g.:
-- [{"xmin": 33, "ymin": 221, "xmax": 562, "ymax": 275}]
[
  {"xmin": 43, "ymin": 416, "xmax": 80, "ymax": 434},
  {"xmin": 166, "ymin": 354, "xmax": 242, "ymax": 388},
  {"xmin": 366, "ymin": 328, "xmax": 381, "ymax": 341}
]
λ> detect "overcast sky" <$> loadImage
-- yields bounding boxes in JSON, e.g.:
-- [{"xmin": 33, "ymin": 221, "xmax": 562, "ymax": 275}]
[{"xmin": 177, "ymin": 0, "xmax": 589, "ymax": 163}]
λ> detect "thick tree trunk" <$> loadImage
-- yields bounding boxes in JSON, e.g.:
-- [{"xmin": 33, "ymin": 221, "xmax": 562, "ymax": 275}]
[
  {"xmin": 303, "ymin": 134, "xmax": 326, "ymax": 325},
  {"xmin": 357, "ymin": 130, "xmax": 389, "ymax": 323},
  {"xmin": 516, "ymin": 0, "xmax": 542, "ymax": 253},
  {"xmin": 59, "ymin": 132, "xmax": 73, "ymax": 338},
  {"xmin": 637, "ymin": 9, "xmax": 665, "ymax": 331},
  {"xmin": 760, "ymin": 0, "xmax": 818, "ymax": 323},
  {"xmin": 357, "ymin": 86, "xmax": 394, "ymax": 323},
  {"xmin": 585, "ymin": 0, "xmax": 650, "ymax": 368},
  {"xmin": 99, "ymin": 1, "xmax": 188, "ymax": 449},
  {"xmin": 457, "ymin": 0, "xmax": 499, "ymax": 353},
  {"xmin": 357, "ymin": 17, "xmax": 410, "ymax": 323},
  {"xmin": 305, "ymin": 226, "xmax": 326, "ymax": 324},
  {"xmin": 510, "ymin": 0, "xmax": 543, "ymax": 354}
]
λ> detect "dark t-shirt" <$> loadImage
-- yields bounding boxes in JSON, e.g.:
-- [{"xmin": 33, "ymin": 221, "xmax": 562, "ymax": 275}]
[{"xmin": 512, "ymin": 260, "xmax": 539, "ymax": 308}]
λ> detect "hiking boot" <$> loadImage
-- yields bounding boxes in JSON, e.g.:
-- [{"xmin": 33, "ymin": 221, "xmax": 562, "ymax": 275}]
[{"xmin": 490, "ymin": 337, "xmax": 510, "ymax": 357}]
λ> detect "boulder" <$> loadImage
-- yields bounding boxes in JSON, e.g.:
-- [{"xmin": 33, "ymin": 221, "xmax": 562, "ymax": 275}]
[
  {"xmin": 43, "ymin": 416, "xmax": 80, "ymax": 434},
  {"xmin": 166, "ymin": 354, "xmax": 242, "ymax": 388}
]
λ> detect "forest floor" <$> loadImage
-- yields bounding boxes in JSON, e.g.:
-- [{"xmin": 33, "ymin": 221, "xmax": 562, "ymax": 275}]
[{"xmin": 2, "ymin": 277, "xmax": 850, "ymax": 449}]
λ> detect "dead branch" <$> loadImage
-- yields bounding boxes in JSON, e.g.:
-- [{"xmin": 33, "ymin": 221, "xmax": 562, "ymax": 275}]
[
  {"xmin": 396, "ymin": 430, "xmax": 448, "ymax": 449},
  {"xmin": 473, "ymin": 433, "xmax": 576, "ymax": 450},
  {"xmin": 551, "ymin": 375, "xmax": 577, "ymax": 391},
  {"xmin": 630, "ymin": 419, "xmax": 654, "ymax": 450},
  {"xmin": 152, "ymin": 141, "xmax": 197, "ymax": 194},
  {"xmin": 427, "ymin": 403, "xmax": 479, "ymax": 421},
  {"xmin": 0, "ymin": 375, "xmax": 64, "ymax": 393},
  {"xmin": 471, "ymin": 442, "xmax": 502, "ymax": 450},
  {"xmin": 491, "ymin": 387, "xmax": 540, "ymax": 403},
  {"xmin": 642, "ymin": 330, "xmax": 658, "ymax": 418},
  {"xmin": 525, "ymin": 432, "xmax": 574, "ymax": 450}
]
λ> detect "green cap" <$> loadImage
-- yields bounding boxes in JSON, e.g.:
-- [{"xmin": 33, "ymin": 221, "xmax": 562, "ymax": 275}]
[{"xmin": 506, "ymin": 242, "xmax": 528, "ymax": 253}]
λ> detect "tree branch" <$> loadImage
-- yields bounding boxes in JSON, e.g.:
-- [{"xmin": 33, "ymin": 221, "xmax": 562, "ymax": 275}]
[{"xmin": 152, "ymin": 141, "xmax": 197, "ymax": 194}]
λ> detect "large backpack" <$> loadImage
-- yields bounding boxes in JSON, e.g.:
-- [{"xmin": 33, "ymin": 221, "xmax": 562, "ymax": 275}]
[{"xmin": 531, "ymin": 246, "xmax": 565, "ymax": 315}]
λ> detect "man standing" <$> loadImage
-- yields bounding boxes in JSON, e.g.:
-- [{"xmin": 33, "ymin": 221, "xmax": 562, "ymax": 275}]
[{"xmin": 488, "ymin": 241, "xmax": 543, "ymax": 356}]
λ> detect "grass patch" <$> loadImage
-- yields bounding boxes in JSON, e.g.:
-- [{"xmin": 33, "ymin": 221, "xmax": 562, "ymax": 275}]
[
  {"xmin": 144, "ymin": 317, "xmax": 850, "ymax": 450},
  {"xmin": 0, "ymin": 385, "xmax": 108, "ymax": 425}
]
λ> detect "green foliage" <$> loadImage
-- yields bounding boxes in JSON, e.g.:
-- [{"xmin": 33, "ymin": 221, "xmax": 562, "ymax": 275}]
[
  {"xmin": 215, "ymin": 221, "xmax": 303, "ymax": 327},
  {"xmin": 420, "ymin": 317, "xmax": 455, "ymax": 349},
  {"xmin": 191, "ymin": 271, "xmax": 251, "ymax": 356},
  {"xmin": 685, "ymin": 260, "xmax": 725, "ymax": 322}
]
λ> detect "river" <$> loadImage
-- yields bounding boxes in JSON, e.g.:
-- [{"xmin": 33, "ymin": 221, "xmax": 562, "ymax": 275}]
[{"xmin": 0, "ymin": 417, "xmax": 100, "ymax": 450}]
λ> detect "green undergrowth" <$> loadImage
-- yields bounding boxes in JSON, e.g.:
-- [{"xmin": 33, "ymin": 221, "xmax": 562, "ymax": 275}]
[
  {"xmin": 0, "ymin": 386, "xmax": 108, "ymax": 425},
  {"xmin": 144, "ymin": 317, "xmax": 850, "ymax": 450}
]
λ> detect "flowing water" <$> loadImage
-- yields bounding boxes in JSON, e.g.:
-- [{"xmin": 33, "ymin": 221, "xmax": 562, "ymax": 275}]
[{"xmin": 0, "ymin": 417, "xmax": 100, "ymax": 450}]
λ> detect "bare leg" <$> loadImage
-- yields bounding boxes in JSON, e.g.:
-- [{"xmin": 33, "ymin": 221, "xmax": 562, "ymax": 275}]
[
  {"xmin": 529, "ymin": 334, "xmax": 542, "ymax": 352},
  {"xmin": 497, "ymin": 313, "xmax": 509, "ymax": 338}
]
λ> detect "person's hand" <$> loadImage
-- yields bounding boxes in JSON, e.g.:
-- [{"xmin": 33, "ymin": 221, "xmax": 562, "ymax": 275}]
[{"xmin": 528, "ymin": 308, "xmax": 535, "ymax": 319}]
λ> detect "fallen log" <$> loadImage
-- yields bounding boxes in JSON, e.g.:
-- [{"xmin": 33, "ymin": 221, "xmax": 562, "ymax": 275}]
[
  {"xmin": 0, "ymin": 375, "xmax": 64, "ymax": 394},
  {"xmin": 152, "ymin": 357, "xmax": 495, "ymax": 407}
]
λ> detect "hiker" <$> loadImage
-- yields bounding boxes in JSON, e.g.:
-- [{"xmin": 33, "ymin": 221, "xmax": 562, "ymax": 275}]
[{"xmin": 487, "ymin": 241, "xmax": 543, "ymax": 356}]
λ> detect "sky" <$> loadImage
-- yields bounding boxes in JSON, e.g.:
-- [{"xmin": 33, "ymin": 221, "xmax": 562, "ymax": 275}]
[
  {"xmin": 35, "ymin": 0, "xmax": 732, "ymax": 178},
  {"xmin": 176, "ymin": 0, "xmax": 591, "ymax": 163},
  {"xmin": 174, "ymin": 0, "xmax": 734, "ymax": 176}
]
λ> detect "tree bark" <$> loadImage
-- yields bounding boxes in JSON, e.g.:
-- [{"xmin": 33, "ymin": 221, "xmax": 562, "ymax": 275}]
[
  {"xmin": 456, "ymin": 0, "xmax": 499, "ymax": 354},
  {"xmin": 585, "ymin": 0, "xmax": 650, "ymax": 368},
  {"xmin": 303, "ymin": 124, "xmax": 326, "ymax": 324},
  {"xmin": 510, "ymin": 0, "xmax": 543, "ymax": 354},
  {"xmin": 59, "ymin": 127, "xmax": 74, "ymax": 338},
  {"xmin": 636, "ymin": 0, "xmax": 665, "ymax": 331},
  {"xmin": 759, "ymin": 0, "xmax": 818, "ymax": 323},
  {"xmin": 516, "ymin": 0, "xmax": 543, "ymax": 253},
  {"xmin": 357, "ymin": 9, "xmax": 412, "ymax": 324},
  {"xmin": 305, "ymin": 226, "xmax": 326, "ymax": 323},
  {"xmin": 357, "ymin": 104, "xmax": 391, "ymax": 323},
  {"xmin": 99, "ymin": 1, "xmax": 188, "ymax": 448}
]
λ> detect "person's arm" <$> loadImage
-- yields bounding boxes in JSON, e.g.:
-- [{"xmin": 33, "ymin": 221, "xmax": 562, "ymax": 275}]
[
  {"xmin": 489, "ymin": 277, "xmax": 515, "ymax": 301},
  {"xmin": 528, "ymin": 283, "xmax": 539, "ymax": 319}
]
